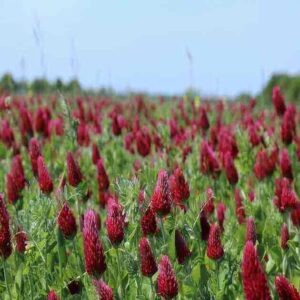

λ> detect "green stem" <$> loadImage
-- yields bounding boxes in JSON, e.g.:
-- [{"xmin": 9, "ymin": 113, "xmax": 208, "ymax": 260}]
[
  {"xmin": 216, "ymin": 261, "xmax": 220, "ymax": 291},
  {"xmin": 44, "ymin": 228, "xmax": 48, "ymax": 291},
  {"xmin": 149, "ymin": 276, "xmax": 155, "ymax": 299},
  {"xmin": 28, "ymin": 274, "xmax": 34, "ymax": 300},
  {"xmin": 116, "ymin": 248, "xmax": 123, "ymax": 299},
  {"xmin": 72, "ymin": 239, "xmax": 82, "ymax": 272},
  {"xmin": 26, "ymin": 203, "xmax": 34, "ymax": 300},
  {"xmin": 13, "ymin": 206, "xmax": 20, "ymax": 225},
  {"xmin": 159, "ymin": 217, "xmax": 166, "ymax": 244},
  {"xmin": 297, "ymin": 229, "xmax": 300, "ymax": 256},
  {"xmin": 3, "ymin": 259, "xmax": 12, "ymax": 300},
  {"xmin": 75, "ymin": 192, "xmax": 81, "ymax": 224},
  {"xmin": 44, "ymin": 199, "xmax": 51, "ymax": 291},
  {"xmin": 136, "ymin": 275, "xmax": 141, "ymax": 297}
]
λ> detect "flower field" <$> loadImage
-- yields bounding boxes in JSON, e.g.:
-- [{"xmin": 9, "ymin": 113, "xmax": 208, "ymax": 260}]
[{"xmin": 0, "ymin": 88, "xmax": 300, "ymax": 299}]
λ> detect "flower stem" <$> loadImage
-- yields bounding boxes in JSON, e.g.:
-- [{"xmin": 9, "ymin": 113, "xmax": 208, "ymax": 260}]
[
  {"xmin": 28, "ymin": 274, "xmax": 34, "ymax": 300},
  {"xmin": 3, "ymin": 259, "xmax": 12, "ymax": 300},
  {"xmin": 75, "ymin": 189, "xmax": 81, "ymax": 224},
  {"xmin": 297, "ymin": 228, "xmax": 300, "ymax": 256},
  {"xmin": 72, "ymin": 239, "xmax": 82, "ymax": 271},
  {"xmin": 159, "ymin": 217, "xmax": 166, "ymax": 244},
  {"xmin": 44, "ymin": 198, "xmax": 51, "ymax": 291},
  {"xmin": 116, "ymin": 247, "xmax": 123, "ymax": 299},
  {"xmin": 149, "ymin": 276, "xmax": 155, "ymax": 299},
  {"xmin": 216, "ymin": 261, "xmax": 220, "ymax": 290}
]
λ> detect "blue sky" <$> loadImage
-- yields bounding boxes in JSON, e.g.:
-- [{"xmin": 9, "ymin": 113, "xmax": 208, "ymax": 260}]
[{"xmin": 0, "ymin": 0, "xmax": 299, "ymax": 96}]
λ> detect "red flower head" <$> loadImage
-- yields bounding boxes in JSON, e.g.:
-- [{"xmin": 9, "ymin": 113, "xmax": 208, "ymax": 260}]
[
  {"xmin": 48, "ymin": 290, "xmax": 60, "ymax": 300},
  {"xmin": 200, "ymin": 211, "xmax": 210, "ymax": 241},
  {"xmin": 200, "ymin": 140, "xmax": 220, "ymax": 176},
  {"xmin": 169, "ymin": 167, "xmax": 190, "ymax": 207},
  {"xmin": 199, "ymin": 107, "xmax": 210, "ymax": 131},
  {"xmin": 280, "ymin": 223, "xmax": 289, "ymax": 249},
  {"xmin": 0, "ymin": 119, "xmax": 15, "ymax": 148},
  {"xmin": 82, "ymin": 209, "xmax": 101, "ymax": 231},
  {"xmin": 151, "ymin": 170, "xmax": 172, "ymax": 216},
  {"xmin": 6, "ymin": 173, "xmax": 20, "ymax": 204},
  {"xmin": 16, "ymin": 227, "xmax": 28, "ymax": 253},
  {"xmin": 207, "ymin": 223, "xmax": 224, "ymax": 260},
  {"xmin": 169, "ymin": 118, "xmax": 179, "ymax": 139},
  {"xmin": 0, "ymin": 194, "xmax": 12, "ymax": 259},
  {"xmin": 234, "ymin": 188, "xmax": 246, "ymax": 224},
  {"xmin": 97, "ymin": 159, "xmax": 109, "ymax": 191},
  {"xmin": 175, "ymin": 229, "xmax": 191, "ymax": 264},
  {"xmin": 153, "ymin": 134, "xmax": 163, "ymax": 152},
  {"xmin": 37, "ymin": 156, "xmax": 53, "ymax": 194},
  {"xmin": 83, "ymin": 209, "xmax": 106, "ymax": 276},
  {"xmin": 20, "ymin": 106, "xmax": 34, "ymax": 138},
  {"xmin": 0, "ymin": 226, "xmax": 12, "ymax": 259},
  {"xmin": 246, "ymin": 217, "xmax": 257, "ymax": 245},
  {"xmin": 77, "ymin": 121, "xmax": 90, "ymax": 146},
  {"xmin": 107, "ymin": 196, "xmax": 125, "ymax": 221},
  {"xmin": 280, "ymin": 149, "xmax": 293, "ymax": 181},
  {"xmin": 274, "ymin": 178, "xmax": 297, "ymax": 213},
  {"xmin": 133, "ymin": 115, "xmax": 141, "ymax": 132},
  {"xmin": 93, "ymin": 279, "xmax": 114, "ymax": 300},
  {"xmin": 111, "ymin": 113, "xmax": 122, "ymax": 136},
  {"xmin": 248, "ymin": 190, "xmax": 255, "ymax": 202},
  {"xmin": 281, "ymin": 109, "xmax": 295, "ymax": 145},
  {"xmin": 11, "ymin": 154, "xmax": 25, "ymax": 191},
  {"xmin": 210, "ymin": 126, "xmax": 219, "ymax": 149},
  {"xmin": 272, "ymin": 86, "xmax": 286, "ymax": 116},
  {"xmin": 157, "ymin": 255, "xmax": 178, "ymax": 299},
  {"xmin": 124, "ymin": 132, "xmax": 135, "ymax": 154},
  {"xmin": 242, "ymin": 241, "xmax": 271, "ymax": 300},
  {"xmin": 92, "ymin": 143, "xmax": 101, "ymax": 165},
  {"xmin": 216, "ymin": 202, "xmax": 226, "ymax": 231},
  {"xmin": 291, "ymin": 202, "xmax": 300, "ymax": 227},
  {"xmin": 67, "ymin": 151, "xmax": 83, "ymax": 187},
  {"xmin": 35, "ymin": 107, "xmax": 50, "ymax": 137},
  {"xmin": 139, "ymin": 237, "xmax": 158, "ymax": 277},
  {"xmin": 58, "ymin": 202, "xmax": 77, "ymax": 239},
  {"xmin": 248, "ymin": 125, "xmax": 262, "ymax": 147},
  {"xmin": 275, "ymin": 275, "xmax": 300, "ymax": 300},
  {"xmin": 268, "ymin": 144, "xmax": 279, "ymax": 175},
  {"xmin": 48, "ymin": 118, "xmax": 64, "ymax": 137},
  {"xmin": 218, "ymin": 126, "xmax": 239, "ymax": 166},
  {"xmin": 136, "ymin": 128, "xmax": 151, "ymax": 157},
  {"xmin": 0, "ymin": 194, "xmax": 9, "ymax": 227},
  {"xmin": 106, "ymin": 197, "xmax": 125, "ymax": 245},
  {"xmin": 106, "ymin": 214, "xmax": 124, "ymax": 245},
  {"xmin": 253, "ymin": 150, "xmax": 269, "ymax": 180},
  {"xmin": 224, "ymin": 152, "xmax": 238, "ymax": 185},
  {"xmin": 29, "ymin": 138, "xmax": 41, "ymax": 176},
  {"xmin": 98, "ymin": 190, "xmax": 110, "ymax": 208},
  {"xmin": 141, "ymin": 207, "xmax": 157, "ymax": 236},
  {"xmin": 203, "ymin": 187, "xmax": 215, "ymax": 215}
]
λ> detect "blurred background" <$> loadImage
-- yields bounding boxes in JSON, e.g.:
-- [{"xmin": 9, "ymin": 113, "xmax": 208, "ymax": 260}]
[{"xmin": 0, "ymin": 0, "xmax": 299, "ymax": 101}]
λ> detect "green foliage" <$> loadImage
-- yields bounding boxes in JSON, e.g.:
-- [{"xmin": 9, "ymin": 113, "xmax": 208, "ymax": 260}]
[
  {"xmin": 260, "ymin": 73, "xmax": 300, "ymax": 103},
  {"xmin": 1, "ymin": 92, "xmax": 300, "ymax": 299},
  {"xmin": 0, "ymin": 73, "xmax": 16, "ymax": 92}
]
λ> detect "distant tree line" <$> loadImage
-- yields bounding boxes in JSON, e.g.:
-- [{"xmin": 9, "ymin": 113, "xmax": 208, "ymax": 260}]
[
  {"xmin": 1, "ymin": 72, "xmax": 300, "ymax": 102},
  {"xmin": 0, "ymin": 73, "xmax": 114, "ymax": 96},
  {"xmin": 236, "ymin": 73, "xmax": 300, "ymax": 104},
  {"xmin": 260, "ymin": 73, "xmax": 300, "ymax": 103}
]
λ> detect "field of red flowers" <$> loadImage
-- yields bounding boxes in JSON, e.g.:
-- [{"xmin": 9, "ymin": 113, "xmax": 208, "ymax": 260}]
[{"xmin": 0, "ymin": 88, "xmax": 300, "ymax": 299}]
